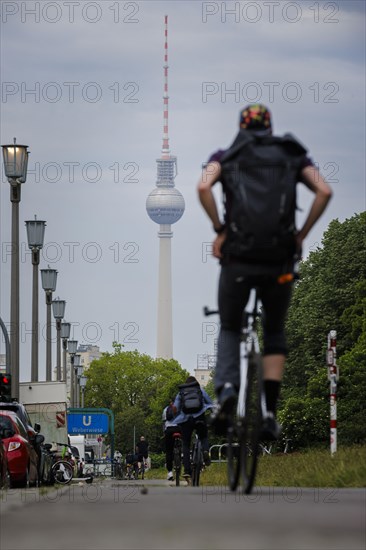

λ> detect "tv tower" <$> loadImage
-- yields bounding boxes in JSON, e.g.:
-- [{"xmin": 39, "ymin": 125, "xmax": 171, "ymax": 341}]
[{"xmin": 146, "ymin": 15, "xmax": 185, "ymax": 359}]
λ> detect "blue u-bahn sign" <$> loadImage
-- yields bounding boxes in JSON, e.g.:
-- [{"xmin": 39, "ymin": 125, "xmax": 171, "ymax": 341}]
[{"xmin": 67, "ymin": 412, "xmax": 109, "ymax": 434}]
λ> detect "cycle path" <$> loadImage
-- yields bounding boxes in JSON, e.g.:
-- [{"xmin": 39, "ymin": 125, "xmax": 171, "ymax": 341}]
[{"xmin": 1, "ymin": 478, "xmax": 364, "ymax": 550}]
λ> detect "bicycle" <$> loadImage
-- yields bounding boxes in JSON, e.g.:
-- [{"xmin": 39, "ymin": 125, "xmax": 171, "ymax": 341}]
[
  {"xmin": 191, "ymin": 435, "xmax": 203, "ymax": 487},
  {"xmin": 190, "ymin": 422, "xmax": 206, "ymax": 487},
  {"xmin": 113, "ymin": 458, "xmax": 125, "ymax": 480},
  {"xmin": 42, "ymin": 443, "xmax": 73, "ymax": 485},
  {"xmin": 125, "ymin": 462, "xmax": 138, "ymax": 480},
  {"xmin": 172, "ymin": 431, "xmax": 182, "ymax": 486},
  {"xmin": 138, "ymin": 460, "xmax": 145, "ymax": 480},
  {"xmin": 51, "ymin": 459, "xmax": 73, "ymax": 485},
  {"xmin": 204, "ymin": 288, "xmax": 265, "ymax": 495}
]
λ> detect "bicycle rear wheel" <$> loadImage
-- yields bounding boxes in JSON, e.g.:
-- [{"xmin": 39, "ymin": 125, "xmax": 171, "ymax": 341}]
[
  {"xmin": 191, "ymin": 440, "xmax": 202, "ymax": 487},
  {"xmin": 52, "ymin": 460, "xmax": 73, "ymax": 485},
  {"xmin": 227, "ymin": 418, "xmax": 241, "ymax": 491},
  {"xmin": 173, "ymin": 444, "xmax": 181, "ymax": 486},
  {"xmin": 240, "ymin": 351, "xmax": 263, "ymax": 494}
]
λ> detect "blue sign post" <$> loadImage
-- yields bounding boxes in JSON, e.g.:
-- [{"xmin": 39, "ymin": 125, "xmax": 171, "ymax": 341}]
[
  {"xmin": 67, "ymin": 408, "xmax": 115, "ymax": 473},
  {"xmin": 68, "ymin": 412, "xmax": 109, "ymax": 434}
]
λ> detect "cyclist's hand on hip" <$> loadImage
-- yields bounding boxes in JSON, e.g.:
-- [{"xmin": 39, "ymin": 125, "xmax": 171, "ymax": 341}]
[
  {"xmin": 295, "ymin": 233, "xmax": 304, "ymax": 258},
  {"xmin": 213, "ymin": 232, "xmax": 226, "ymax": 259}
]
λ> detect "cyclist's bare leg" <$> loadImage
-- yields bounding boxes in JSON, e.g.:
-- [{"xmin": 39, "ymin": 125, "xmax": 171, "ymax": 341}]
[
  {"xmin": 262, "ymin": 354, "xmax": 285, "ymax": 381},
  {"xmin": 262, "ymin": 354, "xmax": 284, "ymax": 440}
]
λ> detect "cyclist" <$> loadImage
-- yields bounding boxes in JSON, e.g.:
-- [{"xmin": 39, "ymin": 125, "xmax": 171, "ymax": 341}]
[
  {"xmin": 135, "ymin": 435, "xmax": 149, "ymax": 474},
  {"xmin": 162, "ymin": 400, "xmax": 181, "ymax": 481},
  {"xmin": 125, "ymin": 450, "xmax": 139, "ymax": 479},
  {"xmin": 173, "ymin": 376, "xmax": 213, "ymax": 481},
  {"xmin": 197, "ymin": 104, "xmax": 332, "ymax": 440}
]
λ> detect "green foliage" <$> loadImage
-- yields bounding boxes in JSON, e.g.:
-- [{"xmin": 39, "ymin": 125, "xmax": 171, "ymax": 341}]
[
  {"xmin": 280, "ymin": 212, "xmax": 366, "ymax": 447},
  {"xmin": 149, "ymin": 452, "xmax": 166, "ymax": 469},
  {"xmin": 277, "ymin": 397, "xmax": 328, "ymax": 447},
  {"xmin": 84, "ymin": 343, "xmax": 189, "ymax": 454},
  {"xmin": 337, "ymin": 333, "xmax": 366, "ymax": 444}
]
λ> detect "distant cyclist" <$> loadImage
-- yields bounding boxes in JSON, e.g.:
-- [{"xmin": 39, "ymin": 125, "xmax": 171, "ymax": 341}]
[
  {"xmin": 197, "ymin": 104, "xmax": 332, "ymax": 439},
  {"xmin": 173, "ymin": 376, "xmax": 213, "ymax": 481},
  {"xmin": 135, "ymin": 435, "xmax": 149, "ymax": 472},
  {"xmin": 125, "ymin": 450, "xmax": 139, "ymax": 478},
  {"xmin": 162, "ymin": 400, "xmax": 180, "ymax": 481}
]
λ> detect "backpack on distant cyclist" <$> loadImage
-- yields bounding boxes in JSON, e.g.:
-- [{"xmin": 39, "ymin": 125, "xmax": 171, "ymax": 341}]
[
  {"xmin": 220, "ymin": 129, "xmax": 308, "ymax": 263},
  {"xmin": 179, "ymin": 381, "xmax": 203, "ymax": 414}
]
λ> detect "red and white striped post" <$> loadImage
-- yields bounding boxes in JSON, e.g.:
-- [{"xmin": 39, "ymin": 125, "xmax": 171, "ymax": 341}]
[{"xmin": 327, "ymin": 330, "xmax": 338, "ymax": 455}]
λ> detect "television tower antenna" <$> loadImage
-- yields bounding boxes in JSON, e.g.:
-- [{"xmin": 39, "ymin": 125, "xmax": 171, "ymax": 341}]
[{"xmin": 162, "ymin": 14, "xmax": 170, "ymax": 158}]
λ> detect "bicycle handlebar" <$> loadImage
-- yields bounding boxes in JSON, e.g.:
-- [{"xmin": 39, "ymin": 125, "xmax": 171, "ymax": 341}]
[{"xmin": 203, "ymin": 306, "xmax": 218, "ymax": 316}]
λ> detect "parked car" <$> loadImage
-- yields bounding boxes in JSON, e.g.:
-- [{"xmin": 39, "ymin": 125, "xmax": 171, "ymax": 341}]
[
  {"xmin": 0, "ymin": 435, "xmax": 10, "ymax": 489},
  {"xmin": 0, "ymin": 401, "xmax": 40, "ymax": 440},
  {"xmin": 0, "ymin": 411, "xmax": 41, "ymax": 487}
]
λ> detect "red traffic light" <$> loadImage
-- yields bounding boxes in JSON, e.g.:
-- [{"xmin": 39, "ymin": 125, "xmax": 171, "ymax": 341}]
[{"xmin": 0, "ymin": 373, "xmax": 12, "ymax": 402}]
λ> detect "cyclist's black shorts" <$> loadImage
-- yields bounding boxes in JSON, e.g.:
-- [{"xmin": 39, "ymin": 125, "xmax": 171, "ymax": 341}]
[{"xmin": 218, "ymin": 264, "xmax": 293, "ymax": 355}]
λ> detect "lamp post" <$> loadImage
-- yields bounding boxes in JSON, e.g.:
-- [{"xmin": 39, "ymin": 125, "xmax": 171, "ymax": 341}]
[
  {"xmin": 25, "ymin": 216, "xmax": 46, "ymax": 382},
  {"xmin": 2, "ymin": 138, "xmax": 29, "ymax": 399},
  {"xmin": 61, "ymin": 322, "xmax": 71, "ymax": 382},
  {"xmin": 52, "ymin": 299, "xmax": 66, "ymax": 382},
  {"xmin": 67, "ymin": 340, "xmax": 78, "ymax": 407},
  {"xmin": 76, "ymin": 365, "xmax": 84, "ymax": 408},
  {"xmin": 40, "ymin": 267, "xmax": 58, "ymax": 381},
  {"xmin": 73, "ymin": 354, "xmax": 81, "ymax": 407},
  {"xmin": 80, "ymin": 375, "xmax": 87, "ymax": 408}
]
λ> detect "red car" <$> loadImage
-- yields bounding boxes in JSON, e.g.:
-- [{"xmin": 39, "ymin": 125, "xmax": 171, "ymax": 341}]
[
  {"xmin": 0, "ymin": 435, "xmax": 10, "ymax": 489},
  {"xmin": 0, "ymin": 411, "xmax": 39, "ymax": 487}
]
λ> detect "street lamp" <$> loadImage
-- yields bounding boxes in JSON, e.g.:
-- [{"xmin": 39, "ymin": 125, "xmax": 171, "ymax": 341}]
[
  {"xmin": 25, "ymin": 216, "xmax": 46, "ymax": 382},
  {"xmin": 60, "ymin": 322, "xmax": 71, "ymax": 382},
  {"xmin": 40, "ymin": 267, "xmax": 57, "ymax": 381},
  {"xmin": 76, "ymin": 365, "xmax": 84, "ymax": 408},
  {"xmin": 52, "ymin": 298, "xmax": 66, "ymax": 382},
  {"xmin": 2, "ymin": 138, "xmax": 29, "ymax": 400},
  {"xmin": 67, "ymin": 339, "xmax": 78, "ymax": 406},
  {"xmin": 73, "ymin": 354, "xmax": 81, "ymax": 407},
  {"xmin": 79, "ymin": 376, "xmax": 87, "ymax": 408}
]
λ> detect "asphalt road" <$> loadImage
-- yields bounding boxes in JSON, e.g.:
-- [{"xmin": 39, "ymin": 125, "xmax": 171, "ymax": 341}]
[{"xmin": 1, "ymin": 478, "xmax": 365, "ymax": 550}]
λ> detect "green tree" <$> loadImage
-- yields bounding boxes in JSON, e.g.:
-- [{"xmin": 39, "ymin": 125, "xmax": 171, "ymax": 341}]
[
  {"xmin": 84, "ymin": 343, "xmax": 189, "ymax": 454},
  {"xmin": 280, "ymin": 212, "xmax": 366, "ymax": 447}
]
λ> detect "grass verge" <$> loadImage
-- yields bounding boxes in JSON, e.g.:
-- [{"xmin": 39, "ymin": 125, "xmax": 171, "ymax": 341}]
[{"xmin": 146, "ymin": 445, "xmax": 366, "ymax": 488}]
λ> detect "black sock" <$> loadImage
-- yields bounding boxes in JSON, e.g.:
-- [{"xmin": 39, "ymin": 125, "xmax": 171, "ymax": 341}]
[{"xmin": 264, "ymin": 380, "xmax": 281, "ymax": 415}]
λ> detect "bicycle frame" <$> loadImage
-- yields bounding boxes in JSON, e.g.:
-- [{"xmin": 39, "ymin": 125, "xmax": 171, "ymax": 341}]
[
  {"xmin": 237, "ymin": 291, "xmax": 267, "ymax": 422},
  {"xmin": 172, "ymin": 432, "xmax": 182, "ymax": 486},
  {"xmin": 191, "ymin": 431, "xmax": 204, "ymax": 487}
]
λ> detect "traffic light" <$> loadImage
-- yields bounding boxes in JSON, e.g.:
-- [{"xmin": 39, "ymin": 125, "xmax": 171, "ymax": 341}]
[{"xmin": 0, "ymin": 373, "xmax": 12, "ymax": 402}]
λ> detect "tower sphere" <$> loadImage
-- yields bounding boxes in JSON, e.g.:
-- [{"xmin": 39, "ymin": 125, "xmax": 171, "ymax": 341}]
[{"xmin": 146, "ymin": 187, "xmax": 185, "ymax": 225}]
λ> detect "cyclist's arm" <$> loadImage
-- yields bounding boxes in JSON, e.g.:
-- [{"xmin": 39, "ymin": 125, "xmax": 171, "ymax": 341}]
[
  {"xmin": 197, "ymin": 161, "xmax": 227, "ymax": 259},
  {"xmin": 173, "ymin": 393, "xmax": 182, "ymax": 413},
  {"xmin": 297, "ymin": 165, "xmax": 333, "ymax": 249},
  {"xmin": 197, "ymin": 161, "xmax": 223, "ymax": 231},
  {"xmin": 202, "ymin": 389, "xmax": 213, "ymax": 406}
]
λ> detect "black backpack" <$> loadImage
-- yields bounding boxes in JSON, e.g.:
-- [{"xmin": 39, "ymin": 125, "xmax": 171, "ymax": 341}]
[
  {"xmin": 220, "ymin": 129, "xmax": 307, "ymax": 263},
  {"xmin": 179, "ymin": 382, "xmax": 203, "ymax": 414}
]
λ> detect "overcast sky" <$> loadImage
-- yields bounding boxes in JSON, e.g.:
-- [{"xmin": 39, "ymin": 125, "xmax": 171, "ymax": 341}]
[{"xmin": 0, "ymin": 0, "xmax": 365, "ymax": 382}]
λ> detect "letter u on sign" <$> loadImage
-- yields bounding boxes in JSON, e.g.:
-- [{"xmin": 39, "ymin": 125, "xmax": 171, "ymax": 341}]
[{"xmin": 83, "ymin": 415, "xmax": 92, "ymax": 426}]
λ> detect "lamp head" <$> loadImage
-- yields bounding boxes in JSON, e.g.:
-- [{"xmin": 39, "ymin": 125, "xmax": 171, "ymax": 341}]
[
  {"xmin": 2, "ymin": 138, "xmax": 29, "ymax": 181},
  {"xmin": 25, "ymin": 216, "xmax": 46, "ymax": 249}
]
